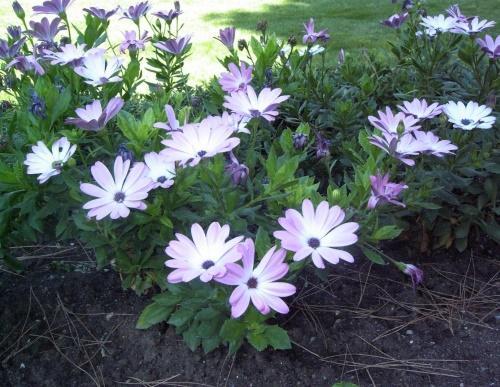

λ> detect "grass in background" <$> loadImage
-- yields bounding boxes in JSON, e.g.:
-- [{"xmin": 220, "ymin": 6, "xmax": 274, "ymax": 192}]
[{"xmin": 0, "ymin": 0, "xmax": 498, "ymax": 84}]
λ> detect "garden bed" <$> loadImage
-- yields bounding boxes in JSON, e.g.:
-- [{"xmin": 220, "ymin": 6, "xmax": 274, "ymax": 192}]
[{"xmin": 1, "ymin": 242, "xmax": 498, "ymax": 386}]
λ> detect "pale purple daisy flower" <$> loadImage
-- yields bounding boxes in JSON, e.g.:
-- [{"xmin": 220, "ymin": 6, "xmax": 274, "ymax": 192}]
[
  {"xmin": 382, "ymin": 12, "xmax": 409, "ymax": 29},
  {"xmin": 160, "ymin": 117, "xmax": 240, "ymax": 167},
  {"xmin": 0, "ymin": 37, "xmax": 26, "ymax": 60},
  {"xmin": 368, "ymin": 107, "xmax": 420, "ymax": 134},
  {"xmin": 367, "ymin": 173, "xmax": 408, "ymax": 209},
  {"xmin": 7, "ymin": 26, "xmax": 22, "ymax": 40},
  {"xmin": 80, "ymin": 156, "xmax": 152, "ymax": 220},
  {"xmin": 7, "ymin": 55, "xmax": 45, "ymax": 75},
  {"xmin": 153, "ymin": 5, "xmax": 182, "ymax": 23},
  {"xmin": 44, "ymin": 43, "xmax": 87, "ymax": 66},
  {"xmin": 143, "ymin": 152, "xmax": 176, "ymax": 189},
  {"xmin": 274, "ymin": 199, "xmax": 359, "ymax": 269},
  {"xmin": 302, "ymin": 18, "xmax": 330, "ymax": 44},
  {"xmin": 412, "ymin": 130, "xmax": 458, "ymax": 157},
  {"xmin": 400, "ymin": 263, "xmax": 424, "ymax": 288},
  {"xmin": 217, "ymin": 239, "xmax": 296, "ymax": 318},
  {"xmin": 33, "ymin": 0, "xmax": 73, "ymax": 15},
  {"xmin": 29, "ymin": 17, "xmax": 65, "ymax": 42},
  {"xmin": 119, "ymin": 31, "xmax": 150, "ymax": 53},
  {"xmin": 74, "ymin": 50, "xmax": 123, "ymax": 86},
  {"xmin": 154, "ymin": 35, "xmax": 191, "ymax": 55},
  {"xmin": 223, "ymin": 86, "xmax": 289, "ymax": 122},
  {"xmin": 65, "ymin": 97, "xmax": 124, "ymax": 131},
  {"xmin": 446, "ymin": 4, "xmax": 469, "ymax": 22},
  {"xmin": 397, "ymin": 98, "xmax": 442, "ymax": 120},
  {"xmin": 476, "ymin": 35, "xmax": 500, "ymax": 59},
  {"xmin": 204, "ymin": 111, "xmax": 250, "ymax": 134},
  {"xmin": 83, "ymin": 7, "xmax": 119, "ymax": 21},
  {"xmin": 443, "ymin": 101, "xmax": 496, "ymax": 130},
  {"xmin": 217, "ymin": 27, "xmax": 236, "ymax": 50},
  {"xmin": 121, "ymin": 1, "xmax": 150, "ymax": 22},
  {"xmin": 219, "ymin": 62, "xmax": 253, "ymax": 93},
  {"xmin": 453, "ymin": 17, "xmax": 495, "ymax": 35},
  {"xmin": 154, "ymin": 104, "xmax": 180, "ymax": 132},
  {"xmin": 368, "ymin": 131, "xmax": 425, "ymax": 166},
  {"xmin": 164, "ymin": 222, "xmax": 244, "ymax": 283},
  {"xmin": 24, "ymin": 136, "xmax": 76, "ymax": 183}
]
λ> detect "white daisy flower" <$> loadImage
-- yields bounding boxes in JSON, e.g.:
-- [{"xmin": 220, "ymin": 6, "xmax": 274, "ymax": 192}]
[
  {"xmin": 420, "ymin": 15, "xmax": 459, "ymax": 36},
  {"xmin": 443, "ymin": 101, "xmax": 496, "ymax": 130}
]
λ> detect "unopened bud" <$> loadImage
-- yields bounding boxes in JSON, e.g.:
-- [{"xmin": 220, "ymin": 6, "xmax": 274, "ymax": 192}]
[{"xmin": 12, "ymin": 1, "xmax": 25, "ymax": 20}]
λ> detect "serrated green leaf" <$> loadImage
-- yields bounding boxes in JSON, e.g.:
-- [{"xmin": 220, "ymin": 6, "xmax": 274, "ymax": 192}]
[
  {"xmin": 264, "ymin": 325, "xmax": 291, "ymax": 350},
  {"xmin": 136, "ymin": 302, "xmax": 174, "ymax": 329}
]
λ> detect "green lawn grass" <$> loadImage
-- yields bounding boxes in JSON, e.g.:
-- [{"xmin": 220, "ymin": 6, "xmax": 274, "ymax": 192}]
[{"xmin": 1, "ymin": 0, "xmax": 499, "ymax": 83}]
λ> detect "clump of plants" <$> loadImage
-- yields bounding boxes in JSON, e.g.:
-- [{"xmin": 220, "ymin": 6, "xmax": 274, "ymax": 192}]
[{"xmin": 0, "ymin": 0, "xmax": 497, "ymax": 353}]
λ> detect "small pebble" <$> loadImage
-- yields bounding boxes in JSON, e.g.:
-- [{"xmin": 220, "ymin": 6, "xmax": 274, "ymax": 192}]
[{"xmin": 405, "ymin": 329, "xmax": 414, "ymax": 335}]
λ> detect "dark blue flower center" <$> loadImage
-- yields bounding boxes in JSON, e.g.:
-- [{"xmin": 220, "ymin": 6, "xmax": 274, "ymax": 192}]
[
  {"xmin": 249, "ymin": 109, "xmax": 261, "ymax": 118},
  {"xmin": 197, "ymin": 150, "xmax": 207, "ymax": 157},
  {"xmin": 114, "ymin": 192, "xmax": 125, "ymax": 203},
  {"xmin": 461, "ymin": 118, "xmax": 473, "ymax": 126},
  {"xmin": 202, "ymin": 260, "xmax": 215, "ymax": 269},
  {"xmin": 51, "ymin": 160, "xmax": 63, "ymax": 170},
  {"xmin": 157, "ymin": 176, "xmax": 167, "ymax": 183},
  {"xmin": 307, "ymin": 237, "xmax": 320, "ymax": 248},
  {"xmin": 247, "ymin": 277, "xmax": 258, "ymax": 288}
]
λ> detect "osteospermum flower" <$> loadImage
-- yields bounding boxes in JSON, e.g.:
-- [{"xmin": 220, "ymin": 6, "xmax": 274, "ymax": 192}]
[
  {"xmin": 121, "ymin": 1, "xmax": 150, "ymax": 22},
  {"xmin": 74, "ymin": 50, "xmax": 123, "ymax": 86},
  {"xmin": 368, "ymin": 173, "xmax": 408, "ymax": 209},
  {"xmin": 7, "ymin": 55, "xmax": 45, "ymax": 75},
  {"xmin": 217, "ymin": 27, "xmax": 236, "ymax": 49},
  {"xmin": 368, "ymin": 107, "xmax": 420, "ymax": 134},
  {"xmin": 219, "ymin": 62, "xmax": 253, "ymax": 93},
  {"xmin": 204, "ymin": 111, "xmax": 250, "ymax": 134},
  {"xmin": 154, "ymin": 104, "xmax": 180, "ymax": 132},
  {"xmin": 302, "ymin": 18, "xmax": 330, "ymax": 44},
  {"xmin": 476, "ymin": 35, "xmax": 500, "ymax": 59},
  {"xmin": 443, "ymin": 101, "xmax": 496, "ymax": 130},
  {"xmin": 120, "ymin": 31, "xmax": 150, "ymax": 53},
  {"xmin": 83, "ymin": 6, "xmax": 119, "ymax": 21},
  {"xmin": 453, "ymin": 17, "xmax": 495, "ymax": 35},
  {"xmin": 420, "ymin": 15, "xmax": 458, "ymax": 36},
  {"xmin": 164, "ymin": 222, "xmax": 244, "ymax": 283},
  {"xmin": 33, "ymin": 0, "xmax": 73, "ymax": 15},
  {"xmin": 397, "ymin": 98, "xmax": 442, "ymax": 120},
  {"xmin": 217, "ymin": 239, "xmax": 296, "ymax": 318},
  {"xmin": 0, "ymin": 37, "xmax": 25, "ymax": 60},
  {"xmin": 413, "ymin": 130, "xmax": 458, "ymax": 157},
  {"xmin": 161, "ymin": 117, "xmax": 240, "ymax": 167},
  {"xmin": 29, "ymin": 17, "xmax": 65, "ymax": 42},
  {"xmin": 368, "ymin": 131, "xmax": 425, "ymax": 166},
  {"xmin": 44, "ymin": 43, "xmax": 87, "ymax": 66},
  {"xmin": 154, "ymin": 36, "xmax": 191, "ymax": 55},
  {"xmin": 65, "ymin": 97, "xmax": 124, "ymax": 131},
  {"xmin": 274, "ymin": 199, "xmax": 359, "ymax": 269},
  {"xmin": 223, "ymin": 86, "xmax": 289, "ymax": 122},
  {"xmin": 143, "ymin": 152, "xmax": 176, "ymax": 189},
  {"xmin": 382, "ymin": 12, "xmax": 409, "ymax": 29},
  {"xmin": 24, "ymin": 137, "xmax": 76, "ymax": 183},
  {"xmin": 80, "ymin": 156, "xmax": 152, "ymax": 220}
]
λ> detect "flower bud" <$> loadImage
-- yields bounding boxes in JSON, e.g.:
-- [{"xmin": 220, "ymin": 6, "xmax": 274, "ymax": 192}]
[
  {"xmin": 397, "ymin": 262, "xmax": 424, "ymax": 288},
  {"xmin": 7, "ymin": 25, "xmax": 22, "ymax": 40},
  {"xmin": 12, "ymin": 1, "xmax": 25, "ymax": 20},
  {"xmin": 116, "ymin": 144, "xmax": 135, "ymax": 163},
  {"xmin": 315, "ymin": 134, "xmax": 331, "ymax": 159},
  {"xmin": 30, "ymin": 92, "xmax": 47, "ymax": 119},
  {"xmin": 225, "ymin": 152, "xmax": 249, "ymax": 186},
  {"xmin": 237, "ymin": 38, "xmax": 248, "ymax": 51},
  {"xmin": 256, "ymin": 20, "xmax": 268, "ymax": 33},
  {"xmin": 293, "ymin": 133, "xmax": 308, "ymax": 150},
  {"xmin": 287, "ymin": 35, "xmax": 297, "ymax": 47},
  {"xmin": 67, "ymin": 157, "xmax": 76, "ymax": 167}
]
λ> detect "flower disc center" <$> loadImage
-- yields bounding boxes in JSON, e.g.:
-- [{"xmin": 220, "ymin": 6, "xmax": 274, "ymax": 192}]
[
  {"xmin": 197, "ymin": 150, "xmax": 207, "ymax": 157},
  {"xmin": 201, "ymin": 260, "xmax": 215, "ymax": 269},
  {"xmin": 307, "ymin": 237, "xmax": 320, "ymax": 248},
  {"xmin": 114, "ymin": 192, "xmax": 126, "ymax": 203},
  {"xmin": 247, "ymin": 277, "xmax": 258, "ymax": 289}
]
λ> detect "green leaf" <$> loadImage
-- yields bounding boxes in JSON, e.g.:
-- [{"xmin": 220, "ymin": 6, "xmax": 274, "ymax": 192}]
[
  {"xmin": 332, "ymin": 382, "xmax": 359, "ymax": 387},
  {"xmin": 371, "ymin": 225, "xmax": 402, "ymax": 241},
  {"xmin": 247, "ymin": 331, "xmax": 269, "ymax": 351},
  {"xmin": 183, "ymin": 324, "xmax": 201, "ymax": 351},
  {"xmin": 264, "ymin": 325, "xmax": 291, "ymax": 350},
  {"xmin": 255, "ymin": 226, "xmax": 271, "ymax": 258},
  {"xmin": 168, "ymin": 308, "xmax": 195, "ymax": 327},
  {"xmin": 360, "ymin": 246, "xmax": 385, "ymax": 265},
  {"xmin": 136, "ymin": 302, "xmax": 174, "ymax": 329}
]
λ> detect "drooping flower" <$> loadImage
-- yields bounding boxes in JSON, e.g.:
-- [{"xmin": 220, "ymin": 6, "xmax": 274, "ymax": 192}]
[
  {"xmin": 217, "ymin": 239, "xmax": 296, "ymax": 318},
  {"xmin": 225, "ymin": 151, "xmax": 249, "ymax": 186},
  {"xmin": 83, "ymin": 6, "xmax": 119, "ymax": 21},
  {"xmin": 368, "ymin": 107, "xmax": 420, "ymax": 134},
  {"xmin": 217, "ymin": 27, "xmax": 236, "ymax": 50},
  {"xmin": 453, "ymin": 17, "xmax": 495, "ymax": 35},
  {"xmin": 154, "ymin": 104, "xmax": 180, "ymax": 132},
  {"xmin": 121, "ymin": 1, "xmax": 150, "ymax": 22},
  {"xmin": 7, "ymin": 55, "xmax": 45, "ymax": 75},
  {"xmin": 80, "ymin": 156, "xmax": 152, "ymax": 220},
  {"xmin": 160, "ymin": 117, "xmax": 240, "ymax": 167},
  {"xmin": 446, "ymin": 4, "xmax": 469, "ymax": 22},
  {"xmin": 302, "ymin": 18, "xmax": 330, "ymax": 44},
  {"xmin": 65, "ymin": 97, "xmax": 124, "ymax": 131},
  {"xmin": 398, "ymin": 262, "xmax": 424, "ymax": 288},
  {"xmin": 367, "ymin": 173, "xmax": 408, "ymax": 209},
  {"xmin": 143, "ymin": 152, "xmax": 176, "ymax": 189},
  {"xmin": 443, "ymin": 101, "xmax": 496, "ymax": 130},
  {"xmin": 412, "ymin": 130, "xmax": 458, "ymax": 157},
  {"xmin": 32, "ymin": 0, "xmax": 73, "ymax": 15},
  {"xmin": 397, "ymin": 98, "xmax": 442, "ymax": 120},
  {"xmin": 0, "ymin": 37, "xmax": 26, "ymax": 60},
  {"xmin": 30, "ymin": 92, "xmax": 47, "ymax": 118},
  {"xmin": 476, "ymin": 35, "xmax": 500, "ymax": 59},
  {"xmin": 274, "ymin": 199, "xmax": 359, "ymax": 269},
  {"xmin": 368, "ymin": 131, "xmax": 425, "ymax": 166},
  {"xmin": 29, "ymin": 17, "xmax": 65, "ymax": 42},
  {"xmin": 164, "ymin": 222, "xmax": 244, "ymax": 283},
  {"xmin": 382, "ymin": 12, "xmax": 409, "ymax": 29},
  {"xmin": 24, "ymin": 137, "xmax": 76, "ymax": 183},
  {"xmin": 119, "ymin": 31, "xmax": 150, "ymax": 53},
  {"xmin": 7, "ymin": 26, "xmax": 22, "ymax": 40},
  {"xmin": 420, "ymin": 15, "xmax": 459, "ymax": 36},
  {"xmin": 219, "ymin": 62, "xmax": 253, "ymax": 93},
  {"xmin": 74, "ymin": 50, "xmax": 123, "ymax": 86},
  {"xmin": 315, "ymin": 134, "xmax": 331, "ymax": 158},
  {"xmin": 154, "ymin": 36, "xmax": 191, "ymax": 55},
  {"xmin": 223, "ymin": 86, "xmax": 289, "ymax": 122},
  {"xmin": 44, "ymin": 43, "xmax": 87, "ymax": 66}
]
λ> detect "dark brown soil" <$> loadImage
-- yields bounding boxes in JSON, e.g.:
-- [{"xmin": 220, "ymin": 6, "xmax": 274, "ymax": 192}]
[{"xmin": 1, "ymin": 242, "xmax": 499, "ymax": 387}]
